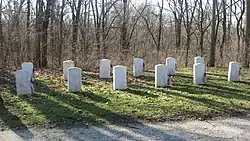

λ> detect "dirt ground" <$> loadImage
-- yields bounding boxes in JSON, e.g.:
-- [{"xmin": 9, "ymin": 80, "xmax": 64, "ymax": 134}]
[{"xmin": 0, "ymin": 115, "xmax": 249, "ymax": 141}]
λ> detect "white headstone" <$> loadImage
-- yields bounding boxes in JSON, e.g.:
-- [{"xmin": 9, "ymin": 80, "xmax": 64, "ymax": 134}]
[
  {"xmin": 193, "ymin": 63, "xmax": 206, "ymax": 85},
  {"xmin": 228, "ymin": 61, "xmax": 240, "ymax": 82},
  {"xmin": 16, "ymin": 70, "xmax": 34, "ymax": 95},
  {"xmin": 166, "ymin": 57, "xmax": 176, "ymax": 75},
  {"xmin": 100, "ymin": 59, "xmax": 111, "ymax": 79},
  {"xmin": 155, "ymin": 64, "xmax": 169, "ymax": 88},
  {"xmin": 21, "ymin": 62, "xmax": 34, "ymax": 81},
  {"xmin": 113, "ymin": 65, "xmax": 127, "ymax": 90},
  {"xmin": 68, "ymin": 67, "xmax": 82, "ymax": 92},
  {"xmin": 194, "ymin": 56, "xmax": 204, "ymax": 64},
  {"xmin": 63, "ymin": 60, "xmax": 75, "ymax": 81},
  {"xmin": 133, "ymin": 58, "xmax": 144, "ymax": 77}
]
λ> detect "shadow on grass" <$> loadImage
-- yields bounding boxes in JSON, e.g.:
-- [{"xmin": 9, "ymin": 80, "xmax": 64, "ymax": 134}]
[
  {"xmin": 122, "ymin": 87, "xmax": 159, "ymax": 98},
  {"xmin": 84, "ymin": 71, "xmax": 113, "ymax": 83},
  {"xmin": 207, "ymin": 72, "xmax": 227, "ymax": 78},
  {"xmin": 83, "ymin": 71, "xmax": 99, "ymax": 80},
  {"xmin": 133, "ymin": 75, "xmax": 155, "ymax": 82},
  {"xmin": 128, "ymin": 82, "xmax": 246, "ymax": 120},
  {"xmin": 12, "ymin": 79, "xmax": 186, "ymax": 140},
  {"xmin": 16, "ymin": 79, "xmax": 141, "ymax": 127},
  {"xmin": 0, "ymin": 98, "xmax": 34, "ymax": 139},
  {"xmin": 128, "ymin": 72, "xmax": 250, "ymax": 118},
  {"xmin": 72, "ymin": 91, "xmax": 110, "ymax": 103},
  {"xmin": 0, "ymin": 70, "xmax": 15, "ymax": 93},
  {"xmin": 176, "ymin": 73, "xmax": 193, "ymax": 79},
  {"xmin": 0, "ymin": 71, "xmax": 33, "ymax": 139},
  {"xmin": 235, "ymin": 81, "xmax": 250, "ymax": 85},
  {"xmin": 99, "ymin": 78, "xmax": 113, "ymax": 82},
  {"xmin": 167, "ymin": 90, "xmax": 249, "ymax": 117},
  {"xmin": 145, "ymin": 70, "xmax": 154, "ymax": 74}
]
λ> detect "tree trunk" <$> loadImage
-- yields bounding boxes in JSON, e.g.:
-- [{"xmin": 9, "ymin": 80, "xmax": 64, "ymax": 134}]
[
  {"xmin": 80, "ymin": 0, "xmax": 88, "ymax": 61},
  {"xmin": 71, "ymin": 0, "xmax": 82, "ymax": 62},
  {"xmin": 41, "ymin": 0, "xmax": 50, "ymax": 68},
  {"xmin": 91, "ymin": 0, "xmax": 101, "ymax": 60},
  {"xmin": 209, "ymin": 0, "xmax": 217, "ymax": 67},
  {"xmin": 236, "ymin": 0, "xmax": 245, "ymax": 61},
  {"xmin": 58, "ymin": 0, "xmax": 65, "ymax": 66},
  {"xmin": 35, "ymin": 0, "xmax": 43, "ymax": 68},
  {"xmin": 26, "ymin": 0, "xmax": 31, "ymax": 60},
  {"xmin": 245, "ymin": 0, "xmax": 250, "ymax": 68},
  {"xmin": 185, "ymin": 36, "xmax": 191, "ymax": 67},
  {"xmin": 157, "ymin": 0, "xmax": 163, "ymax": 62},
  {"xmin": 0, "ymin": 0, "xmax": 4, "ymax": 67},
  {"xmin": 219, "ymin": 0, "xmax": 227, "ymax": 66},
  {"xmin": 50, "ymin": 0, "xmax": 56, "ymax": 67},
  {"xmin": 121, "ymin": 0, "xmax": 128, "ymax": 57}
]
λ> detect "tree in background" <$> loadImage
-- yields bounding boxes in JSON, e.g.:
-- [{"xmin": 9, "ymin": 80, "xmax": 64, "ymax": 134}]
[
  {"xmin": 0, "ymin": 0, "xmax": 248, "ymax": 69},
  {"xmin": 245, "ymin": 0, "xmax": 250, "ymax": 68}
]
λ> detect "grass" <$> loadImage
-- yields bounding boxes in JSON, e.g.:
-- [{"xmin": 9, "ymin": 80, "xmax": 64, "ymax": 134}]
[{"xmin": 0, "ymin": 68, "xmax": 250, "ymax": 129}]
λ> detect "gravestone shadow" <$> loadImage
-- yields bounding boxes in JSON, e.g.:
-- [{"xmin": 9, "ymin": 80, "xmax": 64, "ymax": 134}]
[
  {"xmin": 121, "ymin": 87, "xmax": 159, "ymax": 98},
  {"xmin": 71, "ymin": 91, "xmax": 110, "ymax": 103},
  {"xmin": 0, "ymin": 70, "xmax": 33, "ymax": 140},
  {"xmin": 133, "ymin": 75, "xmax": 155, "ymax": 82},
  {"xmin": 133, "ymin": 71, "xmax": 250, "ymax": 119},
  {"xmin": 19, "ymin": 79, "xmax": 142, "ymax": 127},
  {"xmin": 207, "ymin": 72, "xmax": 227, "ymax": 78},
  {"xmin": 84, "ymin": 71, "xmax": 113, "ymax": 82},
  {"xmin": 0, "ymin": 97, "xmax": 33, "ymax": 140},
  {"xmin": 235, "ymin": 81, "xmax": 250, "ymax": 85}
]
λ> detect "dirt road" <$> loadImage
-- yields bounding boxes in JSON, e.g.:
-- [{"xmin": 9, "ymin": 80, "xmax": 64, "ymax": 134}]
[{"xmin": 0, "ymin": 115, "xmax": 250, "ymax": 141}]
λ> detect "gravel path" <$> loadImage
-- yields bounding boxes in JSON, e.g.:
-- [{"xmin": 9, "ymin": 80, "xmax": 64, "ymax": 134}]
[{"xmin": 0, "ymin": 115, "xmax": 250, "ymax": 141}]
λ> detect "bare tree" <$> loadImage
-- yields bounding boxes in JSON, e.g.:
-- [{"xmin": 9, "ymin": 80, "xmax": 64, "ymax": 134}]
[
  {"xmin": 0, "ymin": 0, "xmax": 4, "ymax": 67},
  {"xmin": 58, "ymin": 0, "xmax": 65, "ymax": 65},
  {"xmin": 197, "ymin": 0, "xmax": 211, "ymax": 56},
  {"xmin": 35, "ymin": 0, "xmax": 43, "ymax": 68},
  {"xmin": 169, "ymin": 0, "xmax": 184, "ymax": 54},
  {"xmin": 209, "ymin": 0, "xmax": 218, "ymax": 67},
  {"xmin": 120, "ymin": 0, "xmax": 128, "ymax": 57},
  {"xmin": 245, "ymin": 0, "xmax": 250, "ymax": 67},
  {"xmin": 70, "ymin": 0, "xmax": 82, "ymax": 62},
  {"xmin": 219, "ymin": 0, "xmax": 227, "ymax": 65},
  {"xmin": 183, "ymin": 0, "xmax": 198, "ymax": 67},
  {"xmin": 91, "ymin": 0, "xmax": 101, "ymax": 59},
  {"xmin": 157, "ymin": 0, "xmax": 164, "ymax": 62},
  {"xmin": 26, "ymin": 0, "xmax": 31, "ymax": 61},
  {"xmin": 232, "ymin": 0, "xmax": 245, "ymax": 61},
  {"xmin": 0, "ymin": 0, "xmax": 249, "ymax": 69},
  {"xmin": 41, "ymin": 0, "xmax": 51, "ymax": 68}
]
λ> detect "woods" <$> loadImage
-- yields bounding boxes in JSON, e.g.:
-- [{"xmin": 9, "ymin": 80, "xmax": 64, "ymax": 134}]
[{"xmin": 0, "ymin": 0, "xmax": 249, "ymax": 69}]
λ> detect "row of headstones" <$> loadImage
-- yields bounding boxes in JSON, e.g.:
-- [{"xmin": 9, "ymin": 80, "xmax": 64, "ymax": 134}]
[
  {"xmin": 62, "ymin": 57, "xmax": 177, "ymax": 92},
  {"xmin": 15, "ymin": 57, "xmax": 241, "ymax": 95},
  {"xmin": 63, "ymin": 57, "xmax": 176, "ymax": 80},
  {"xmin": 194, "ymin": 56, "xmax": 241, "ymax": 84}
]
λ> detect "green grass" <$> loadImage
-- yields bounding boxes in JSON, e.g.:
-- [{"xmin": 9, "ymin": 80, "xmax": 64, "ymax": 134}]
[{"xmin": 0, "ymin": 68, "xmax": 250, "ymax": 129}]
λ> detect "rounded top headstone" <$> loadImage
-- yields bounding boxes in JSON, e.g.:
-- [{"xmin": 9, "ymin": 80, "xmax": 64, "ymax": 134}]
[
  {"xmin": 134, "ymin": 58, "xmax": 143, "ymax": 60},
  {"xmin": 100, "ymin": 59, "xmax": 110, "ymax": 61},
  {"xmin": 229, "ymin": 61, "xmax": 241, "ymax": 67},
  {"xmin": 100, "ymin": 59, "xmax": 111, "ymax": 63},
  {"xmin": 21, "ymin": 62, "xmax": 34, "ymax": 69},
  {"xmin": 194, "ymin": 62, "xmax": 203, "ymax": 66},
  {"xmin": 22, "ymin": 62, "xmax": 33, "ymax": 65},
  {"xmin": 166, "ymin": 57, "xmax": 175, "ymax": 60},
  {"xmin": 194, "ymin": 56, "xmax": 204, "ymax": 64},
  {"xmin": 63, "ymin": 60, "xmax": 74, "ymax": 63},
  {"xmin": 69, "ymin": 67, "xmax": 81, "ymax": 70},
  {"xmin": 155, "ymin": 64, "xmax": 166, "ymax": 67},
  {"xmin": 114, "ymin": 65, "xmax": 126, "ymax": 68},
  {"xmin": 229, "ymin": 61, "xmax": 239, "ymax": 64}
]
